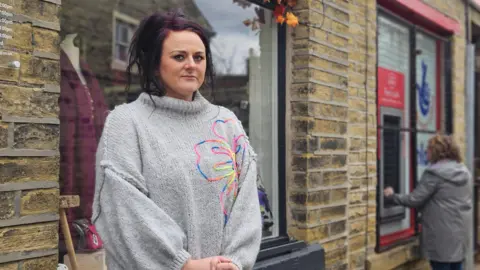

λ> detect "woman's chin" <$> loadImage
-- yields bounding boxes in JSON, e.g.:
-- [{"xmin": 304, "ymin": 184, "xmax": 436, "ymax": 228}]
[{"xmin": 178, "ymin": 85, "xmax": 200, "ymax": 94}]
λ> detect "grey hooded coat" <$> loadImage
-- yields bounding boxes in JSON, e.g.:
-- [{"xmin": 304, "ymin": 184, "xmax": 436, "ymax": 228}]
[{"xmin": 388, "ymin": 160, "xmax": 472, "ymax": 263}]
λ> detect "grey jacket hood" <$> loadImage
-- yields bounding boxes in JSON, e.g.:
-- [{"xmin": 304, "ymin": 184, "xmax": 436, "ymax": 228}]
[{"xmin": 426, "ymin": 160, "xmax": 470, "ymax": 186}]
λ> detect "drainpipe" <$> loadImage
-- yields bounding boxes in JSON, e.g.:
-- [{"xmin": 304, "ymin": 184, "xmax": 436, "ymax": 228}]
[{"xmin": 465, "ymin": 1, "xmax": 475, "ymax": 269}]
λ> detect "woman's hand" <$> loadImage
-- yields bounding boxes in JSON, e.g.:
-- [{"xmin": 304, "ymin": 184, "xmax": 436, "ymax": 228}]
[
  {"xmin": 182, "ymin": 256, "xmax": 237, "ymax": 270},
  {"xmin": 209, "ymin": 257, "xmax": 238, "ymax": 270},
  {"xmin": 214, "ymin": 262, "xmax": 239, "ymax": 270},
  {"xmin": 384, "ymin": 187, "xmax": 394, "ymax": 197}
]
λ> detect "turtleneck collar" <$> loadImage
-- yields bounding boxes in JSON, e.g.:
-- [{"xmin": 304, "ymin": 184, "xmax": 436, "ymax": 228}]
[{"xmin": 138, "ymin": 91, "xmax": 212, "ymax": 117}]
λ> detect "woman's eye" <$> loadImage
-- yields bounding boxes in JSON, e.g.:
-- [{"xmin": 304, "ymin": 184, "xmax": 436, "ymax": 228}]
[
  {"xmin": 194, "ymin": 55, "xmax": 205, "ymax": 61},
  {"xmin": 173, "ymin": 55, "xmax": 185, "ymax": 61}
]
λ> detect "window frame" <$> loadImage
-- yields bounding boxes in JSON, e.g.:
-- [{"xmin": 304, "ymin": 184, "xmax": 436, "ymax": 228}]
[
  {"xmin": 243, "ymin": 0, "xmax": 309, "ymax": 260},
  {"xmin": 375, "ymin": 7, "xmax": 453, "ymax": 252},
  {"xmin": 111, "ymin": 10, "xmax": 139, "ymax": 71}
]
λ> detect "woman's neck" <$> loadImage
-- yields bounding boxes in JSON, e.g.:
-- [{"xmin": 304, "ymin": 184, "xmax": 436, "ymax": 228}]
[
  {"xmin": 165, "ymin": 90, "xmax": 194, "ymax": 101},
  {"xmin": 138, "ymin": 91, "xmax": 210, "ymax": 117}
]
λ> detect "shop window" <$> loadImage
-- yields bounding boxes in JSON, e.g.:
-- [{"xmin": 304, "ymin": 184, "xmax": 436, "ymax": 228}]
[
  {"xmin": 377, "ymin": 15, "xmax": 411, "ymax": 239},
  {"xmin": 415, "ymin": 32, "xmax": 444, "ymax": 181},
  {"xmin": 57, "ymin": 0, "xmax": 288, "ymax": 264},
  {"xmin": 201, "ymin": 0, "xmax": 282, "ymax": 239},
  {"xmin": 376, "ymin": 11, "xmax": 451, "ymax": 250}
]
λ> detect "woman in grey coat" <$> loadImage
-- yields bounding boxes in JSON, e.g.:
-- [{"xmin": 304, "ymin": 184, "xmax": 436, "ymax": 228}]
[{"xmin": 384, "ymin": 135, "xmax": 472, "ymax": 270}]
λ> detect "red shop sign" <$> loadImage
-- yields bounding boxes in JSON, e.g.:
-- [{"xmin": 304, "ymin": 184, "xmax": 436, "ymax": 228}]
[{"xmin": 378, "ymin": 67, "xmax": 405, "ymax": 109}]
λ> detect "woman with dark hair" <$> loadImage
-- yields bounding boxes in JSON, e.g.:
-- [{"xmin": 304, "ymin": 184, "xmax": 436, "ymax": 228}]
[
  {"xmin": 384, "ymin": 135, "xmax": 472, "ymax": 270},
  {"xmin": 92, "ymin": 11, "xmax": 262, "ymax": 270}
]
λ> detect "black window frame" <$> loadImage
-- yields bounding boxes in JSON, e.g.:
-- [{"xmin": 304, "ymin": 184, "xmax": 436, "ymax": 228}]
[
  {"xmin": 375, "ymin": 7, "xmax": 454, "ymax": 252},
  {"xmin": 245, "ymin": 0, "xmax": 309, "ymax": 261}
]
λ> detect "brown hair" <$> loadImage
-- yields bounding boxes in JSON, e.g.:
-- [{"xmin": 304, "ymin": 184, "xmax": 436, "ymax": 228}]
[{"xmin": 427, "ymin": 134, "xmax": 462, "ymax": 163}]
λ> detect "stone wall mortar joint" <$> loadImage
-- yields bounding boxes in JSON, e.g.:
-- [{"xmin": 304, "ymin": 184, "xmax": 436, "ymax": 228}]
[
  {"xmin": 309, "ymin": 37, "xmax": 350, "ymax": 52},
  {"xmin": 12, "ymin": 15, "xmax": 60, "ymax": 31},
  {"xmin": 32, "ymin": 51, "xmax": 60, "ymax": 60},
  {"xmin": 41, "ymin": 0, "xmax": 62, "ymax": 5},
  {"xmin": 322, "ymin": 0, "xmax": 351, "ymax": 14},
  {"xmin": 310, "ymin": 7, "xmax": 349, "ymax": 26},
  {"xmin": 2, "ymin": 115, "xmax": 60, "ymax": 125},
  {"xmin": 0, "ymin": 149, "xmax": 58, "ymax": 157},
  {"xmin": 0, "ymin": 249, "xmax": 58, "ymax": 264},
  {"xmin": 0, "ymin": 213, "xmax": 59, "ymax": 228}
]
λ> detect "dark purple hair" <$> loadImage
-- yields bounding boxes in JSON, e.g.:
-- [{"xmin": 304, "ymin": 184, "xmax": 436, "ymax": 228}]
[{"xmin": 126, "ymin": 10, "xmax": 215, "ymax": 97}]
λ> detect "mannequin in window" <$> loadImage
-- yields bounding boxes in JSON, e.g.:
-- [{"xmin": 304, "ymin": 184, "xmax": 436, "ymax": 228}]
[
  {"xmin": 60, "ymin": 34, "xmax": 87, "ymax": 85},
  {"xmin": 59, "ymin": 32, "xmax": 108, "ymax": 251}
]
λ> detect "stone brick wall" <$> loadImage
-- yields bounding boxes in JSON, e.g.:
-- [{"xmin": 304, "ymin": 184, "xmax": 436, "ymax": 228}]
[
  {"xmin": 287, "ymin": 0, "xmax": 466, "ymax": 270},
  {"xmin": 288, "ymin": 0, "xmax": 363, "ymax": 269},
  {"xmin": 0, "ymin": 0, "xmax": 61, "ymax": 268},
  {"xmin": 346, "ymin": 0, "xmax": 377, "ymax": 269}
]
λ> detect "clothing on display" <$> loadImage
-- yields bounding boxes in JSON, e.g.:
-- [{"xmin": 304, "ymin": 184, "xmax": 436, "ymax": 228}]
[{"xmin": 59, "ymin": 47, "xmax": 108, "ymax": 247}]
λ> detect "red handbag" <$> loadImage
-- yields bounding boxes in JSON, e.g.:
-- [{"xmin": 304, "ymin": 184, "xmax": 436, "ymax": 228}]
[{"xmin": 72, "ymin": 219, "xmax": 103, "ymax": 251}]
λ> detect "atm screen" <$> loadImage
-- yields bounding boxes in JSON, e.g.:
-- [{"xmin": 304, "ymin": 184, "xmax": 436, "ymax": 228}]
[{"xmin": 383, "ymin": 115, "xmax": 401, "ymax": 208}]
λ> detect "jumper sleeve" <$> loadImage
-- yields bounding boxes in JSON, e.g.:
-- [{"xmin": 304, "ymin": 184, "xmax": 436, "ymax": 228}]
[
  {"xmin": 92, "ymin": 107, "xmax": 190, "ymax": 270},
  {"xmin": 388, "ymin": 171, "xmax": 439, "ymax": 209},
  {"xmin": 221, "ymin": 124, "xmax": 262, "ymax": 270}
]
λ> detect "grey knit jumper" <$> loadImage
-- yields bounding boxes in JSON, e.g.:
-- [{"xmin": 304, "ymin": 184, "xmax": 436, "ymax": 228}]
[{"xmin": 92, "ymin": 92, "xmax": 262, "ymax": 270}]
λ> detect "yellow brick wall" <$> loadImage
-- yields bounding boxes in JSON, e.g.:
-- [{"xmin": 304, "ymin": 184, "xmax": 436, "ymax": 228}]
[
  {"xmin": 287, "ymin": 0, "xmax": 467, "ymax": 270},
  {"xmin": 347, "ymin": 0, "xmax": 377, "ymax": 267},
  {"xmin": 0, "ymin": 0, "xmax": 61, "ymax": 268},
  {"xmin": 288, "ymin": 0, "xmax": 351, "ymax": 269}
]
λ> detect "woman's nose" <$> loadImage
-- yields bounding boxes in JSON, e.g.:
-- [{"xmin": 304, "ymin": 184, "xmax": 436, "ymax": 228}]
[{"xmin": 185, "ymin": 56, "xmax": 196, "ymax": 68}]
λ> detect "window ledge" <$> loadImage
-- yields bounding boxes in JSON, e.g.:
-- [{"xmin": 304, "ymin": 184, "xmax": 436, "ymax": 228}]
[
  {"xmin": 254, "ymin": 241, "xmax": 325, "ymax": 270},
  {"xmin": 368, "ymin": 239, "xmax": 422, "ymax": 270},
  {"xmin": 111, "ymin": 59, "xmax": 127, "ymax": 72},
  {"xmin": 111, "ymin": 59, "xmax": 138, "ymax": 74}
]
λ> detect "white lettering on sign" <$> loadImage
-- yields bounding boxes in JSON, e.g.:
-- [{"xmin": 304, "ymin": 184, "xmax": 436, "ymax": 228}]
[
  {"xmin": 0, "ymin": 25, "xmax": 12, "ymax": 32},
  {"xmin": 384, "ymin": 89, "xmax": 400, "ymax": 99},
  {"xmin": 0, "ymin": 33, "xmax": 12, "ymax": 39},
  {"xmin": 0, "ymin": 1, "xmax": 14, "ymax": 51}
]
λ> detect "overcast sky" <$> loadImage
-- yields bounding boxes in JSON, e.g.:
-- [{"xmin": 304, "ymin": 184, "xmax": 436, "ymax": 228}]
[{"xmin": 194, "ymin": 0, "xmax": 261, "ymax": 74}]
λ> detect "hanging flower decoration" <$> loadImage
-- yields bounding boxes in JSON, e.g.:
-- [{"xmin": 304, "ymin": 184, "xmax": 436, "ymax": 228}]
[
  {"xmin": 285, "ymin": 11, "xmax": 299, "ymax": 27},
  {"xmin": 269, "ymin": 0, "xmax": 299, "ymax": 27},
  {"xmin": 238, "ymin": 0, "xmax": 299, "ymax": 31}
]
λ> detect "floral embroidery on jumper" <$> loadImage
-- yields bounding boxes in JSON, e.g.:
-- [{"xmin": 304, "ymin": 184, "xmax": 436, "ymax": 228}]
[{"xmin": 194, "ymin": 118, "xmax": 247, "ymax": 225}]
